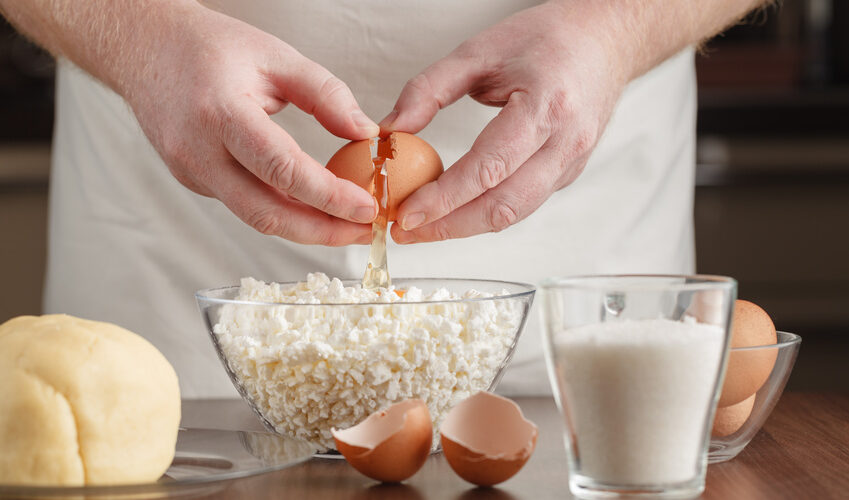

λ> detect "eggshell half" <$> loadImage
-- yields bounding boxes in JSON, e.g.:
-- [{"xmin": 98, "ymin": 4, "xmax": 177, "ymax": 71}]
[
  {"xmin": 326, "ymin": 132, "xmax": 443, "ymax": 221},
  {"xmin": 440, "ymin": 392, "xmax": 538, "ymax": 487},
  {"xmin": 712, "ymin": 393, "xmax": 755, "ymax": 437},
  {"xmin": 718, "ymin": 300, "xmax": 778, "ymax": 407},
  {"xmin": 332, "ymin": 399, "xmax": 431, "ymax": 483}
]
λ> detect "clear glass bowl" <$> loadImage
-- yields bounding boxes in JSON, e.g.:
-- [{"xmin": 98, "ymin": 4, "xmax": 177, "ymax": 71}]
[
  {"xmin": 708, "ymin": 331, "xmax": 801, "ymax": 463},
  {"xmin": 196, "ymin": 278, "xmax": 535, "ymax": 451}
]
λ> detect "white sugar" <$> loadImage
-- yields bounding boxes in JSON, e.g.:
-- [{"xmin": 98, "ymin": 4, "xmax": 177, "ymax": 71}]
[{"xmin": 553, "ymin": 318, "xmax": 724, "ymax": 485}]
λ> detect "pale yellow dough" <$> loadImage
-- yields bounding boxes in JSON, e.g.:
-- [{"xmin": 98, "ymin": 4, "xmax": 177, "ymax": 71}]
[{"xmin": 0, "ymin": 314, "xmax": 181, "ymax": 486}]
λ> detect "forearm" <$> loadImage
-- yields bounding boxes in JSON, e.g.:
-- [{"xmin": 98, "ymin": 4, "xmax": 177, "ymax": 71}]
[
  {"xmin": 0, "ymin": 0, "xmax": 201, "ymax": 99},
  {"xmin": 552, "ymin": 0, "xmax": 773, "ymax": 83}
]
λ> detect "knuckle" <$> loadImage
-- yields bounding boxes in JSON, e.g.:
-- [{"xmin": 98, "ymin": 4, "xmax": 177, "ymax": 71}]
[
  {"xmin": 545, "ymin": 89, "xmax": 574, "ymax": 123},
  {"xmin": 406, "ymin": 73, "xmax": 432, "ymax": 94},
  {"xmin": 247, "ymin": 208, "xmax": 286, "ymax": 236},
  {"xmin": 316, "ymin": 226, "xmax": 345, "ymax": 246},
  {"xmin": 197, "ymin": 95, "xmax": 228, "ymax": 136},
  {"xmin": 435, "ymin": 190, "xmax": 458, "ymax": 218},
  {"xmin": 558, "ymin": 158, "xmax": 588, "ymax": 189},
  {"xmin": 476, "ymin": 152, "xmax": 511, "ymax": 191},
  {"xmin": 453, "ymin": 40, "xmax": 487, "ymax": 71},
  {"xmin": 317, "ymin": 188, "xmax": 342, "ymax": 214},
  {"xmin": 311, "ymin": 75, "xmax": 351, "ymax": 118},
  {"xmin": 540, "ymin": 89, "xmax": 574, "ymax": 137},
  {"xmin": 316, "ymin": 76, "xmax": 349, "ymax": 106},
  {"xmin": 487, "ymin": 198, "xmax": 520, "ymax": 233},
  {"xmin": 406, "ymin": 73, "xmax": 443, "ymax": 108},
  {"xmin": 265, "ymin": 154, "xmax": 300, "ymax": 193},
  {"xmin": 570, "ymin": 128, "xmax": 597, "ymax": 158},
  {"xmin": 544, "ymin": 90, "xmax": 598, "ymax": 158},
  {"xmin": 431, "ymin": 220, "xmax": 454, "ymax": 242},
  {"xmin": 428, "ymin": 178, "xmax": 458, "ymax": 218}
]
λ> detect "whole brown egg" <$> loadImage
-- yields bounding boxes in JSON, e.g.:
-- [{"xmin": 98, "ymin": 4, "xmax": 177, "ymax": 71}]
[
  {"xmin": 717, "ymin": 300, "xmax": 778, "ymax": 407},
  {"xmin": 712, "ymin": 393, "xmax": 755, "ymax": 437}
]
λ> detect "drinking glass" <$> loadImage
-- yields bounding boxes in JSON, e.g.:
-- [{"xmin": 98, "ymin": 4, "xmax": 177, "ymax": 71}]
[{"xmin": 541, "ymin": 275, "xmax": 736, "ymax": 499}]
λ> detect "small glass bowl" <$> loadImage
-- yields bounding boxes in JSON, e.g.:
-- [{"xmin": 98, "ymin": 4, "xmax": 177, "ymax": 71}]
[
  {"xmin": 708, "ymin": 331, "xmax": 801, "ymax": 463},
  {"xmin": 196, "ymin": 278, "xmax": 535, "ymax": 451}
]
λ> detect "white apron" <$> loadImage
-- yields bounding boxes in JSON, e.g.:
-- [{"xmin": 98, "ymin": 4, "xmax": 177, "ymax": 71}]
[{"xmin": 45, "ymin": 0, "xmax": 697, "ymax": 398}]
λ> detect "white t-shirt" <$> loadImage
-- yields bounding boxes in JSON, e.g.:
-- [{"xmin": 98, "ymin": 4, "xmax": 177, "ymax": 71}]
[{"xmin": 45, "ymin": 0, "xmax": 696, "ymax": 398}]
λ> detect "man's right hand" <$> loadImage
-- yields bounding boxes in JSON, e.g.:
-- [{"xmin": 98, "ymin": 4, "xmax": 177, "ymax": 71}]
[{"xmin": 2, "ymin": 0, "xmax": 379, "ymax": 246}]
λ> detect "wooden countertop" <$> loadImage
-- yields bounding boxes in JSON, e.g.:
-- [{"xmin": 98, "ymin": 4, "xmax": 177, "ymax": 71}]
[{"xmin": 182, "ymin": 393, "xmax": 849, "ymax": 500}]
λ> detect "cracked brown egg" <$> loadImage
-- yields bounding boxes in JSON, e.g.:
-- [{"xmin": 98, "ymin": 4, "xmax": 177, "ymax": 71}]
[{"xmin": 326, "ymin": 132, "xmax": 443, "ymax": 221}]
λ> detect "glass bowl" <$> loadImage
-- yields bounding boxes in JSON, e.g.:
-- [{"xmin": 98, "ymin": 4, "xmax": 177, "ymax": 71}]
[
  {"xmin": 708, "ymin": 331, "xmax": 801, "ymax": 463},
  {"xmin": 196, "ymin": 278, "xmax": 535, "ymax": 451}
]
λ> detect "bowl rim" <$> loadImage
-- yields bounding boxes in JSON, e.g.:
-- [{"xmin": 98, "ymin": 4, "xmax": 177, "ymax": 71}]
[
  {"xmin": 195, "ymin": 277, "xmax": 536, "ymax": 307},
  {"xmin": 730, "ymin": 330, "xmax": 801, "ymax": 351},
  {"xmin": 540, "ymin": 273, "xmax": 737, "ymax": 292}
]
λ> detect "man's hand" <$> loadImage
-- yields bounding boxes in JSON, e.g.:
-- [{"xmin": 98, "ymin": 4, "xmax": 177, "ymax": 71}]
[
  {"xmin": 2, "ymin": 0, "xmax": 380, "ymax": 246},
  {"xmin": 126, "ymin": 5, "xmax": 382, "ymax": 245},
  {"xmin": 381, "ymin": 0, "xmax": 769, "ymax": 244}
]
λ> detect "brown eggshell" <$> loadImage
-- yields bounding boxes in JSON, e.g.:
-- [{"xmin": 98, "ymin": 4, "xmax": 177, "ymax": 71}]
[
  {"xmin": 325, "ymin": 139, "xmax": 376, "ymax": 198},
  {"xmin": 326, "ymin": 132, "xmax": 443, "ymax": 221},
  {"xmin": 440, "ymin": 392, "xmax": 538, "ymax": 487},
  {"xmin": 712, "ymin": 393, "xmax": 755, "ymax": 437},
  {"xmin": 332, "ymin": 399, "xmax": 431, "ymax": 483},
  {"xmin": 718, "ymin": 300, "xmax": 778, "ymax": 407}
]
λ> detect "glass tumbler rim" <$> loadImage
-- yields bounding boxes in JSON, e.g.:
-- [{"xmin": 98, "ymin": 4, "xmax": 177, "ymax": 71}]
[{"xmin": 540, "ymin": 274, "xmax": 737, "ymax": 293}]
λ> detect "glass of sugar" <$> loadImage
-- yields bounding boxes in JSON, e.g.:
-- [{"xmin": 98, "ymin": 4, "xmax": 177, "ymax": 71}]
[{"xmin": 540, "ymin": 275, "xmax": 736, "ymax": 499}]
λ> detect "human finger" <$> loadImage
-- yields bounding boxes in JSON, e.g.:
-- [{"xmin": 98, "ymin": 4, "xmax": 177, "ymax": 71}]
[
  {"xmin": 222, "ymin": 102, "xmax": 378, "ymax": 223},
  {"xmin": 394, "ymin": 91, "xmax": 545, "ymax": 231},
  {"xmin": 378, "ymin": 53, "xmax": 486, "ymax": 133},
  {"xmin": 390, "ymin": 141, "xmax": 565, "ymax": 243},
  {"xmin": 207, "ymin": 157, "xmax": 373, "ymax": 245},
  {"xmin": 266, "ymin": 52, "xmax": 379, "ymax": 140}
]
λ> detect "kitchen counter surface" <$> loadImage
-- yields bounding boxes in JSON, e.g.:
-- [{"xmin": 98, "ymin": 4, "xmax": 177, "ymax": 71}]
[{"xmin": 181, "ymin": 392, "xmax": 849, "ymax": 500}]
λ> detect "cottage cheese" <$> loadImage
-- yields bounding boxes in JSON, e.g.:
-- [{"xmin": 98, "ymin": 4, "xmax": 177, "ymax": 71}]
[{"xmin": 212, "ymin": 273, "xmax": 524, "ymax": 449}]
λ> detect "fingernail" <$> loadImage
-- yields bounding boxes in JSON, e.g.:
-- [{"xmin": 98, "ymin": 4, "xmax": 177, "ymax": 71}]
[
  {"xmin": 401, "ymin": 212, "xmax": 425, "ymax": 230},
  {"xmin": 351, "ymin": 110, "xmax": 379, "ymax": 134},
  {"xmin": 351, "ymin": 203, "xmax": 377, "ymax": 223},
  {"xmin": 394, "ymin": 230, "xmax": 414, "ymax": 245},
  {"xmin": 378, "ymin": 109, "xmax": 399, "ymax": 129}
]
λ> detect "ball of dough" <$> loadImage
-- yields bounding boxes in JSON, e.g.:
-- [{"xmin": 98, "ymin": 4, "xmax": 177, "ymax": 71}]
[{"xmin": 0, "ymin": 314, "xmax": 180, "ymax": 486}]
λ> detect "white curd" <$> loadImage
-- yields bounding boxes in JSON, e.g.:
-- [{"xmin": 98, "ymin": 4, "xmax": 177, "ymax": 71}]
[{"xmin": 213, "ymin": 273, "xmax": 523, "ymax": 449}]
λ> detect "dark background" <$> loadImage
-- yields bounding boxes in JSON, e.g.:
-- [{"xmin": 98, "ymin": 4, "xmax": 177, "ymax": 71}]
[{"xmin": 1, "ymin": 1, "xmax": 847, "ymax": 390}]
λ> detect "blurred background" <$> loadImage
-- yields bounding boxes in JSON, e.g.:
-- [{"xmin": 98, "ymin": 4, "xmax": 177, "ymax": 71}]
[{"xmin": 1, "ymin": 1, "xmax": 847, "ymax": 390}]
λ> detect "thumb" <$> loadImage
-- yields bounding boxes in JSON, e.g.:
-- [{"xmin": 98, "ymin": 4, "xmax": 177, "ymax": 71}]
[
  {"xmin": 380, "ymin": 55, "xmax": 485, "ymax": 134},
  {"xmin": 269, "ymin": 52, "xmax": 378, "ymax": 140}
]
